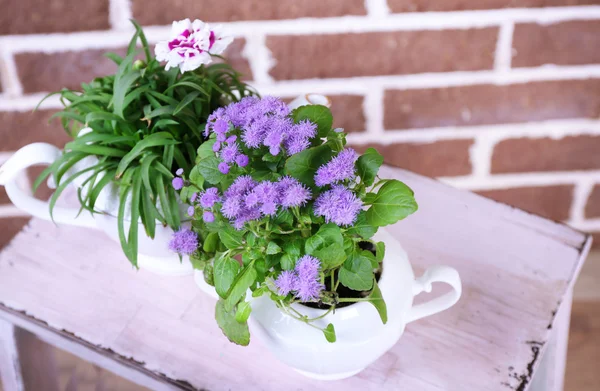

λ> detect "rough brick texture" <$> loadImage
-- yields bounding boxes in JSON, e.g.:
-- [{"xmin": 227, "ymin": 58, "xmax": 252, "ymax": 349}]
[
  {"xmin": 0, "ymin": 1, "xmax": 109, "ymax": 35},
  {"xmin": 385, "ymin": 80, "xmax": 600, "ymax": 129},
  {"xmin": 350, "ymin": 139, "xmax": 473, "ymax": 177},
  {"xmin": 477, "ymin": 185, "xmax": 574, "ymax": 221},
  {"xmin": 513, "ymin": 21, "xmax": 600, "ymax": 67},
  {"xmin": 585, "ymin": 185, "xmax": 600, "ymax": 218},
  {"xmin": 388, "ymin": 0, "xmax": 600, "ymax": 12},
  {"xmin": 492, "ymin": 135, "xmax": 600, "ymax": 174},
  {"xmin": 267, "ymin": 28, "xmax": 498, "ymax": 80},
  {"xmin": 133, "ymin": 0, "xmax": 365, "ymax": 25},
  {"xmin": 0, "ymin": 110, "xmax": 71, "ymax": 152},
  {"xmin": 16, "ymin": 41, "xmax": 251, "ymax": 94}
]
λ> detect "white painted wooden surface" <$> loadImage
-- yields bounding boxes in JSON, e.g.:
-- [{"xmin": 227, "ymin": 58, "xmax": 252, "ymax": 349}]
[
  {"xmin": 0, "ymin": 318, "xmax": 23, "ymax": 391},
  {"xmin": 0, "ymin": 165, "xmax": 591, "ymax": 391}
]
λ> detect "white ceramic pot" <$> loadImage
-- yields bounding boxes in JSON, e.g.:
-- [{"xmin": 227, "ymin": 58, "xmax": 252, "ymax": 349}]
[
  {"xmin": 0, "ymin": 141, "xmax": 193, "ymax": 276},
  {"xmin": 195, "ymin": 229, "xmax": 462, "ymax": 380}
]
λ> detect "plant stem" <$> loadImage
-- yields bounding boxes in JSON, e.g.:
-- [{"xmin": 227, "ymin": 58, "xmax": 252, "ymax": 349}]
[{"xmin": 337, "ymin": 297, "xmax": 371, "ymax": 303}]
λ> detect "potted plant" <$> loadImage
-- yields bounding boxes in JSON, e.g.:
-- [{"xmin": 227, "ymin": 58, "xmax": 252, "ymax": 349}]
[
  {"xmin": 171, "ymin": 96, "xmax": 462, "ymax": 379},
  {"xmin": 0, "ymin": 19, "xmax": 255, "ymax": 274}
]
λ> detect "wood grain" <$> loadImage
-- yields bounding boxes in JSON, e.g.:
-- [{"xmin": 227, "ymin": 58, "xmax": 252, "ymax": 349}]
[
  {"xmin": 564, "ymin": 301, "xmax": 600, "ymax": 391},
  {"xmin": 0, "ymin": 165, "xmax": 590, "ymax": 391}
]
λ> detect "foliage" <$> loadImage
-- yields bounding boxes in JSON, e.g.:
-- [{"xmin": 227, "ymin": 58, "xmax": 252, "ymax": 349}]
[
  {"xmin": 34, "ymin": 20, "xmax": 256, "ymax": 266},
  {"xmin": 174, "ymin": 98, "xmax": 418, "ymax": 345}
]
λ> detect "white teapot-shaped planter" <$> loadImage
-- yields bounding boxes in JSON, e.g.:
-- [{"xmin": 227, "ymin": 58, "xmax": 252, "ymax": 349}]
[
  {"xmin": 0, "ymin": 94, "xmax": 330, "ymax": 276},
  {"xmin": 196, "ymin": 229, "xmax": 462, "ymax": 380}
]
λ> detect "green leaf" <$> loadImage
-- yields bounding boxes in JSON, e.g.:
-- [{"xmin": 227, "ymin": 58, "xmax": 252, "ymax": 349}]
[
  {"xmin": 214, "ymin": 255, "xmax": 240, "ymax": 298},
  {"xmin": 188, "ymin": 165, "xmax": 204, "ymax": 188},
  {"xmin": 292, "ymin": 105, "xmax": 333, "ymax": 138},
  {"xmin": 196, "ymin": 139, "xmax": 216, "ymax": 161},
  {"xmin": 116, "ymin": 132, "xmax": 178, "ymax": 177},
  {"xmin": 375, "ymin": 241, "xmax": 386, "ymax": 264},
  {"xmin": 218, "ymin": 227, "xmax": 244, "ymax": 250},
  {"xmin": 280, "ymin": 254, "xmax": 295, "ymax": 270},
  {"xmin": 197, "ymin": 156, "xmax": 224, "ymax": 185},
  {"xmin": 367, "ymin": 279, "xmax": 387, "ymax": 324},
  {"xmin": 266, "ymin": 241, "xmax": 282, "ymax": 255},
  {"xmin": 174, "ymin": 91, "xmax": 200, "ymax": 115},
  {"xmin": 113, "ymin": 70, "xmax": 141, "ymax": 118},
  {"xmin": 127, "ymin": 172, "xmax": 142, "ymax": 266},
  {"xmin": 224, "ymin": 262, "xmax": 257, "ymax": 311},
  {"xmin": 323, "ymin": 323, "xmax": 336, "ymax": 343},
  {"xmin": 338, "ymin": 251, "xmax": 374, "ymax": 291},
  {"xmin": 357, "ymin": 148, "xmax": 384, "ymax": 187},
  {"xmin": 305, "ymin": 223, "xmax": 343, "ymax": 254},
  {"xmin": 215, "ymin": 299, "xmax": 250, "ymax": 346},
  {"xmin": 366, "ymin": 180, "xmax": 418, "ymax": 227},
  {"xmin": 345, "ymin": 211, "xmax": 377, "ymax": 239},
  {"xmin": 283, "ymin": 239, "xmax": 302, "ymax": 260},
  {"xmin": 284, "ymin": 143, "xmax": 334, "ymax": 188},
  {"xmin": 312, "ymin": 242, "xmax": 346, "ymax": 270},
  {"xmin": 203, "ymin": 232, "xmax": 219, "ymax": 253},
  {"xmin": 235, "ymin": 301, "xmax": 252, "ymax": 323}
]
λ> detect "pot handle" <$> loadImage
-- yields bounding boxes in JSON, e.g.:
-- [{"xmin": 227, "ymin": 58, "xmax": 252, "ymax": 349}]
[
  {"xmin": 405, "ymin": 265, "xmax": 462, "ymax": 324},
  {"xmin": 0, "ymin": 143, "xmax": 96, "ymax": 228}
]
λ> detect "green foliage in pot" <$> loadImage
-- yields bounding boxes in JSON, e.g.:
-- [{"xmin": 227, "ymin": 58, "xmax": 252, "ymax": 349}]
[
  {"xmin": 170, "ymin": 96, "xmax": 418, "ymax": 345},
  {"xmin": 34, "ymin": 20, "xmax": 256, "ymax": 266}
]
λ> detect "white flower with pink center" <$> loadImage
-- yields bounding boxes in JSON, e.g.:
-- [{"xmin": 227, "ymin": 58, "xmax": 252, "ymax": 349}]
[{"xmin": 155, "ymin": 19, "xmax": 233, "ymax": 73}]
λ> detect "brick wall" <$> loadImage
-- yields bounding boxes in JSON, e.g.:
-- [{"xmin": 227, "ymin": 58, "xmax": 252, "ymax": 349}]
[{"xmin": 1, "ymin": 0, "xmax": 600, "ymax": 247}]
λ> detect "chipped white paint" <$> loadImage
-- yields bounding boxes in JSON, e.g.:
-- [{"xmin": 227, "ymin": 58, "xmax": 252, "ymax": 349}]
[{"xmin": 0, "ymin": 318, "xmax": 24, "ymax": 391}]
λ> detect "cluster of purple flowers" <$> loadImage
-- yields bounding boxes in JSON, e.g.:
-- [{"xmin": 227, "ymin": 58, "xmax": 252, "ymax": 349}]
[
  {"xmin": 314, "ymin": 148, "xmax": 358, "ymax": 187},
  {"xmin": 168, "ymin": 227, "xmax": 198, "ymax": 255},
  {"xmin": 187, "ymin": 187, "xmax": 221, "ymax": 223},
  {"xmin": 172, "ymin": 168, "xmax": 185, "ymax": 190},
  {"xmin": 312, "ymin": 148, "xmax": 363, "ymax": 226},
  {"xmin": 204, "ymin": 96, "xmax": 317, "ymax": 163},
  {"xmin": 275, "ymin": 255, "xmax": 324, "ymax": 302},
  {"xmin": 221, "ymin": 175, "xmax": 311, "ymax": 229},
  {"xmin": 314, "ymin": 185, "xmax": 363, "ymax": 226}
]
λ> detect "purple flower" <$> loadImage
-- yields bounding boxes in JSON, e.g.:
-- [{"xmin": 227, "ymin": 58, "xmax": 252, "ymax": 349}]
[
  {"xmin": 226, "ymin": 135, "xmax": 237, "ymax": 143},
  {"xmin": 220, "ymin": 143, "xmax": 239, "ymax": 163},
  {"xmin": 284, "ymin": 135, "xmax": 310, "ymax": 155},
  {"xmin": 275, "ymin": 270, "xmax": 298, "ymax": 296},
  {"xmin": 221, "ymin": 196, "xmax": 242, "ymax": 219},
  {"xmin": 172, "ymin": 177, "xmax": 184, "ymax": 190},
  {"xmin": 314, "ymin": 148, "xmax": 358, "ymax": 187},
  {"xmin": 225, "ymin": 175, "xmax": 256, "ymax": 197},
  {"xmin": 295, "ymin": 255, "xmax": 320, "ymax": 279},
  {"xmin": 235, "ymin": 154, "xmax": 249, "ymax": 167},
  {"xmin": 260, "ymin": 201, "xmax": 277, "ymax": 216},
  {"xmin": 258, "ymin": 96, "xmax": 290, "ymax": 117},
  {"xmin": 314, "ymin": 185, "xmax": 363, "ymax": 226},
  {"xmin": 242, "ymin": 117, "xmax": 268, "ymax": 148},
  {"xmin": 199, "ymin": 187, "xmax": 220, "ymax": 208},
  {"xmin": 293, "ymin": 120, "xmax": 317, "ymax": 139},
  {"xmin": 190, "ymin": 192, "xmax": 198, "ymax": 203},
  {"xmin": 252, "ymin": 181, "xmax": 279, "ymax": 204},
  {"xmin": 213, "ymin": 118, "xmax": 229, "ymax": 134},
  {"xmin": 277, "ymin": 176, "xmax": 312, "ymax": 208},
  {"xmin": 216, "ymin": 132, "xmax": 226, "ymax": 142},
  {"xmin": 218, "ymin": 162, "xmax": 230, "ymax": 174},
  {"xmin": 168, "ymin": 228, "xmax": 198, "ymax": 255},
  {"xmin": 203, "ymin": 211, "xmax": 215, "ymax": 223},
  {"xmin": 187, "ymin": 206, "xmax": 195, "ymax": 217},
  {"xmin": 212, "ymin": 141, "xmax": 221, "ymax": 152},
  {"xmin": 296, "ymin": 278, "xmax": 324, "ymax": 302},
  {"xmin": 176, "ymin": 168, "xmax": 184, "ymax": 176}
]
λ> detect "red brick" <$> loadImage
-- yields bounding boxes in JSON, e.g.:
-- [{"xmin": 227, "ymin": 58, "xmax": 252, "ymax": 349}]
[
  {"xmin": 585, "ymin": 185, "xmax": 600, "ymax": 218},
  {"xmin": 0, "ymin": 1, "xmax": 109, "ymax": 35},
  {"xmin": 513, "ymin": 21, "xmax": 600, "ymax": 68},
  {"xmin": 384, "ymin": 80, "xmax": 600, "ymax": 129},
  {"xmin": 267, "ymin": 28, "xmax": 497, "ymax": 80},
  {"xmin": 388, "ymin": 0, "xmax": 600, "ymax": 12},
  {"xmin": 16, "ymin": 40, "xmax": 251, "ymax": 94},
  {"xmin": 0, "ymin": 110, "xmax": 71, "ymax": 152},
  {"xmin": 330, "ymin": 95, "xmax": 365, "ymax": 133},
  {"xmin": 491, "ymin": 135, "xmax": 600, "ymax": 174},
  {"xmin": 0, "ymin": 217, "xmax": 30, "ymax": 250},
  {"xmin": 133, "ymin": 0, "xmax": 365, "ymax": 25},
  {"xmin": 590, "ymin": 232, "xmax": 600, "ymax": 248},
  {"xmin": 350, "ymin": 139, "xmax": 473, "ymax": 177},
  {"xmin": 477, "ymin": 185, "xmax": 573, "ymax": 221}
]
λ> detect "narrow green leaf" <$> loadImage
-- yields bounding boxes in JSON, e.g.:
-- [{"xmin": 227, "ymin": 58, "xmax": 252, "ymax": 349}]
[
  {"xmin": 173, "ymin": 91, "xmax": 200, "ymax": 115},
  {"xmin": 127, "ymin": 171, "xmax": 142, "ymax": 267},
  {"xmin": 116, "ymin": 132, "xmax": 178, "ymax": 177}
]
